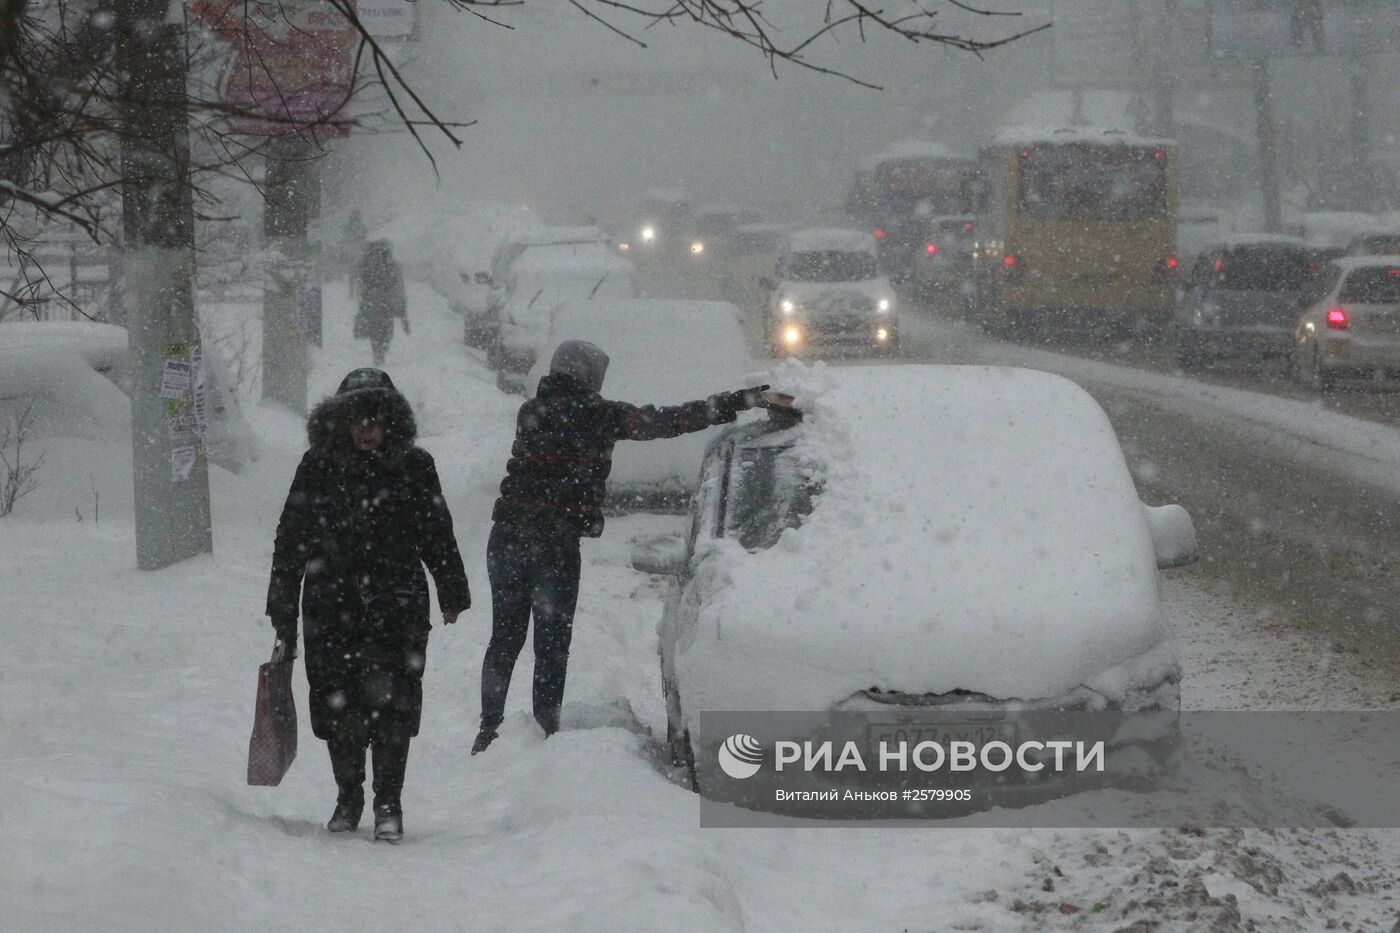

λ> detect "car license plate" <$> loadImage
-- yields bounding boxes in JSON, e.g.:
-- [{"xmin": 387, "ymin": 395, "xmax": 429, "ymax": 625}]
[{"xmin": 865, "ymin": 721, "xmax": 1015, "ymax": 756}]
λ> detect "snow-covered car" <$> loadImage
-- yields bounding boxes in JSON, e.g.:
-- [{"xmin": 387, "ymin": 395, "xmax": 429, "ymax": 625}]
[
  {"xmin": 1174, "ymin": 236, "xmax": 1331, "ymax": 370},
  {"xmin": 527, "ymin": 298, "xmax": 757, "ymax": 508},
  {"xmin": 1293, "ymin": 257, "xmax": 1400, "ymax": 390},
  {"xmin": 427, "ymin": 206, "xmax": 543, "ymax": 346},
  {"xmin": 0, "ymin": 321, "xmax": 258, "ymax": 471},
  {"xmin": 466, "ymin": 226, "xmax": 609, "ymax": 348},
  {"xmin": 764, "ymin": 229, "xmax": 898, "ymax": 356},
  {"xmin": 633, "ymin": 365, "xmax": 1198, "ymax": 804},
  {"xmin": 489, "ymin": 244, "xmax": 639, "ymax": 392}
]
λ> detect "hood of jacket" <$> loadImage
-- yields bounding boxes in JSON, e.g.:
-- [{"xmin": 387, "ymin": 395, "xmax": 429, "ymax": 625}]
[
  {"xmin": 549, "ymin": 339, "xmax": 609, "ymax": 393},
  {"xmin": 307, "ymin": 368, "xmax": 417, "ymax": 458}
]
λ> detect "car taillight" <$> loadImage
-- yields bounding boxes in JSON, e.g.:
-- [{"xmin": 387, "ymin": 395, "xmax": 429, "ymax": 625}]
[
  {"xmin": 1155, "ymin": 255, "xmax": 1179, "ymax": 283},
  {"xmin": 1164, "ymin": 255, "xmax": 1178, "ymax": 269},
  {"xmin": 1326, "ymin": 307, "xmax": 1349, "ymax": 330},
  {"xmin": 873, "ymin": 228, "xmax": 886, "ymax": 240},
  {"xmin": 925, "ymin": 242, "xmax": 938, "ymax": 255},
  {"xmin": 1001, "ymin": 253, "xmax": 1024, "ymax": 282}
]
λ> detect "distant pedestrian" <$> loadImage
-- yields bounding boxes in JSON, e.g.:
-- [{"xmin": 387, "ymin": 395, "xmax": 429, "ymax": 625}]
[
  {"xmin": 472, "ymin": 339, "xmax": 766, "ymax": 754},
  {"xmin": 354, "ymin": 240, "xmax": 407, "ymax": 365},
  {"xmin": 266, "ymin": 368, "xmax": 470, "ymax": 842}
]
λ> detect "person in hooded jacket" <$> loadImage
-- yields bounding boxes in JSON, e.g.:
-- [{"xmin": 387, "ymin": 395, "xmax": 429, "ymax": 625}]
[
  {"xmin": 266, "ymin": 368, "xmax": 470, "ymax": 841},
  {"xmin": 354, "ymin": 240, "xmax": 408, "ymax": 365},
  {"xmin": 472, "ymin": 339, "xmax": 766, "ymax": 754}
]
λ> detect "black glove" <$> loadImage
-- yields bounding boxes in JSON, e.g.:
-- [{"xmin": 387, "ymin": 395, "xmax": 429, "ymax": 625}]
[{"xmin": 707, "ymin": 385, "xmax": 770, "ymax": 424}]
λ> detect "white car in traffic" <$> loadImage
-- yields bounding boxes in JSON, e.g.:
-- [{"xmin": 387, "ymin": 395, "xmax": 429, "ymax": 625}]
[
  {"xmin": 1293, "ymin": 256, "xmax": 1400, "ymax": 390},
  {"xmin": 764, "ymin": 229, "xmax": 899, "ymax": 356}
]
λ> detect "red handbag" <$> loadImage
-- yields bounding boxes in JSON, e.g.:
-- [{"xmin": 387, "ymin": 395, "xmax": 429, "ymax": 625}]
[{"xmin": 247, "ymin": 645, "xmax": 297, "ymax": 786}]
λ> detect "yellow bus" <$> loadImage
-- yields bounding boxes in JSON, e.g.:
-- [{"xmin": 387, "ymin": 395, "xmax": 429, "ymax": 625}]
[{"xmin": 972, "ymin": 128, "xmax": 1179, "ymax": 337}]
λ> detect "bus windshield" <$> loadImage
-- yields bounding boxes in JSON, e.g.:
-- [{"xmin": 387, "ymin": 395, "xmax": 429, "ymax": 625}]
[
  {"xmin": 1018, "ymin": 144, "xmax": 1167, "ymax": 221},
  {"xmin": 867, "ymin": 158, "xmax": 975, "ymax": 216}
]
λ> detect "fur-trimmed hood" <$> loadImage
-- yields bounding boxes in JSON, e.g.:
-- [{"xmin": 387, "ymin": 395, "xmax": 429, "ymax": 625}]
[{"xmin": 307, "ymin": 368, "xmax": 417, "ymax": 457}]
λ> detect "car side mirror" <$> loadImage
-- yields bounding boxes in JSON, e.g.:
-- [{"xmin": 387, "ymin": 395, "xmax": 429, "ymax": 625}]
[
  {"xmin": 758, "ymin": 276, "xmax": 774, "ymax": 291},
  {"xmin": 474, "ymin": 271, "xmax": 491, "ymax": 285},
  {"xmin": 1143, "ymin": 503, "xmax": 1199, "ymax": 569},
  {"xmin": 631, "ymin": 533, "xmax": 688, "ymax": 576}
]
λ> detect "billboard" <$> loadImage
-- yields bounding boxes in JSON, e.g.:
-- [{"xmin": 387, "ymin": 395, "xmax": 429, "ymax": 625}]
[{"xmin": 190, "ymin": 0, "xmax": 359, "ymax": 137}]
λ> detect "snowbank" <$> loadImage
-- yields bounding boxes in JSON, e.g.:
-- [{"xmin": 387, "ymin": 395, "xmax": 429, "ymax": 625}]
[
  {"xmin": 677, "ymin": 362, "xmax": 1170, "ymax": 714},
  {"xmin": 786, "ymin": 228, "xmax": 877, "ymax": 255}
]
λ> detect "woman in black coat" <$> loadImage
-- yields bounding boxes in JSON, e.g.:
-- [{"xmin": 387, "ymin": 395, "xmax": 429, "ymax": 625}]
[
  {"xmin": 266, "ymin": 368, "xmax": 470, "ymax": 841},
  {"xmin": 353, "ymin": 240, "xmax": 407, "ymax": 365}
]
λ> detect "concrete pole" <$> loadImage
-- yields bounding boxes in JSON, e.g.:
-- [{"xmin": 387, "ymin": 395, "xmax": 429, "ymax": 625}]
[{"xmin": 115, "ymin": 0, "xmax": 213, "ymax": 569}]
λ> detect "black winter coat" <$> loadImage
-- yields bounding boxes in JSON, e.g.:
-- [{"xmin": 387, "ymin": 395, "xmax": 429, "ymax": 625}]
[
  {"xmin": 267, "ymin": 377, "xmax": 469, "ymax": 739},
  {"xmin": 492, "ymin": 373, "xmax": 733, "ymax": 537}
]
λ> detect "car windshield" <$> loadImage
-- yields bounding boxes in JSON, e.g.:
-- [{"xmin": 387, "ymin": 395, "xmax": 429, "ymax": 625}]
[
  {"xmin": 1211, "ymin": 247, "xmax": 1322, "ymax": 292},
  {"xmin": 724, "ymin": 442, "xmax": 820, "ymax": 551},
  {"xmin": 781, "ymin": 250, "xmax": 879, "ymax": 282},
  {"xmin": 1018, "ymin": 144, "xmax": 1167, "ymax": 221},
  {"xmin": 1340, "ymin": 266, "xmax": 1400, "ymax": 304}
]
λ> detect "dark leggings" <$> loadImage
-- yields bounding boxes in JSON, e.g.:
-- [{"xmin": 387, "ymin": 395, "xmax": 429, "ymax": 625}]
[{"xmin": 480, "ymin": 523, "xmax": 582, "ymax": 734}]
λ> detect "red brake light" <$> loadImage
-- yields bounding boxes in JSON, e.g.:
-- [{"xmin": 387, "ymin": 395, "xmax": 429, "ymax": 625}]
[
  {"xmin": 873, "ymin": 228, "xmax": 886, "ymax": 239},
  {"xmin": 1002, "ymin": 254, "xmax": 1017, "ymax": 267},
  {"xmin": 925, "ymin": 243, "xmax": 938, "ymax": 255},
  {"xmin": 1153, "ymin": 149, "xmax": 1164, "ymax": 160},
  {"xmin": 1326, "ymin": 307, "xmax": 1348, "ymax": 330},
  {"xmin": 1213, "ymin": 257, "xmax": 1223, "ymax": 271},
  {"xmin": 963, "ymin": 222, "xmax": 974, "ymax": 231},
  {"xmin": 1164, "ymin": 255, "xmax": 1178, "ymax": 269}
]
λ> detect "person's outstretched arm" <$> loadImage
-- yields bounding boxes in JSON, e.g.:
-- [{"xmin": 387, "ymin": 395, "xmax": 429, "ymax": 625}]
[{"xmin": 606, "ymin": 385, "xmax": 769, "ymax": 441}]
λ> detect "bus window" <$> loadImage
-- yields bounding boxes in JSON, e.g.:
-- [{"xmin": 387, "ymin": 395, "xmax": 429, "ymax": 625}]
[{"xmin": 1018, "ymin": 145, "xmax": 1167, "ymax": 221}]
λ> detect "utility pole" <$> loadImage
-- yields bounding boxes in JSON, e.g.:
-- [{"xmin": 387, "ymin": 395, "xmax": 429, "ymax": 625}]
[
  {"xmin": 115, "ymin": 0, "xmax": 213, "ymax": 569},
  {"xmin": 1252, "ymin": 55, "xmax": 1282, "ymax": 232},
  {"xmin": 260, "ymin": 135, "xmax": 319, "ymax": 414}
]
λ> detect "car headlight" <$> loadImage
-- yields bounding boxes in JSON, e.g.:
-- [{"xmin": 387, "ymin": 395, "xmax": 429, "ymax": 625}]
[
  {"xmin": 640, "ymin": 226, "xmax": 656, "ymax": 243},
  {"xmin": 780, "ymin": 299, "xmax": 796, "ymax": 315},
  {"xmin": 877, "ymin": 297, "xmax": 892, "ymax": 313},
  {"xmin": 782, "ymin": 325, "xmax": 802, "ymax": 346},
  {"xmin": 690, "ymin": 241, "xmax": 705, "ymax": 255}
]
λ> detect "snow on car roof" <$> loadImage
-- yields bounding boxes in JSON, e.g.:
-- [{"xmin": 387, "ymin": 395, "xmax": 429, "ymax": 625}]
[
  {"xmin": 0, "ymin": 321, "xmax": 127, "ymax": 370},
  {"xmin": 513, "ymin": 242, "xmax": 634, "ymax": 277},
  {"xmin": 992, "ymin": 125, "xmax": 1174, "ymax": 150},
  {"xmin": 1329, "ymin": 255, "xmax": 1400, "ymax": 271},
  {"xmin": 785, "ymin": 228, "xmax": 877, "ymax": 255},
  {"xmin": 513, "ymin": 225, "xmax": 608, "ymax": 247},
  {"xmin": 1206, "ymin": 234, "xmax": 1314, "ymax": 250},
  {"xmin": 858, "ymin": 139, "xmax": 962, "ymax": 171},
  {"xmin": 677, "ymin": 362, "xmax": 1170, "ymax": 712}
]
